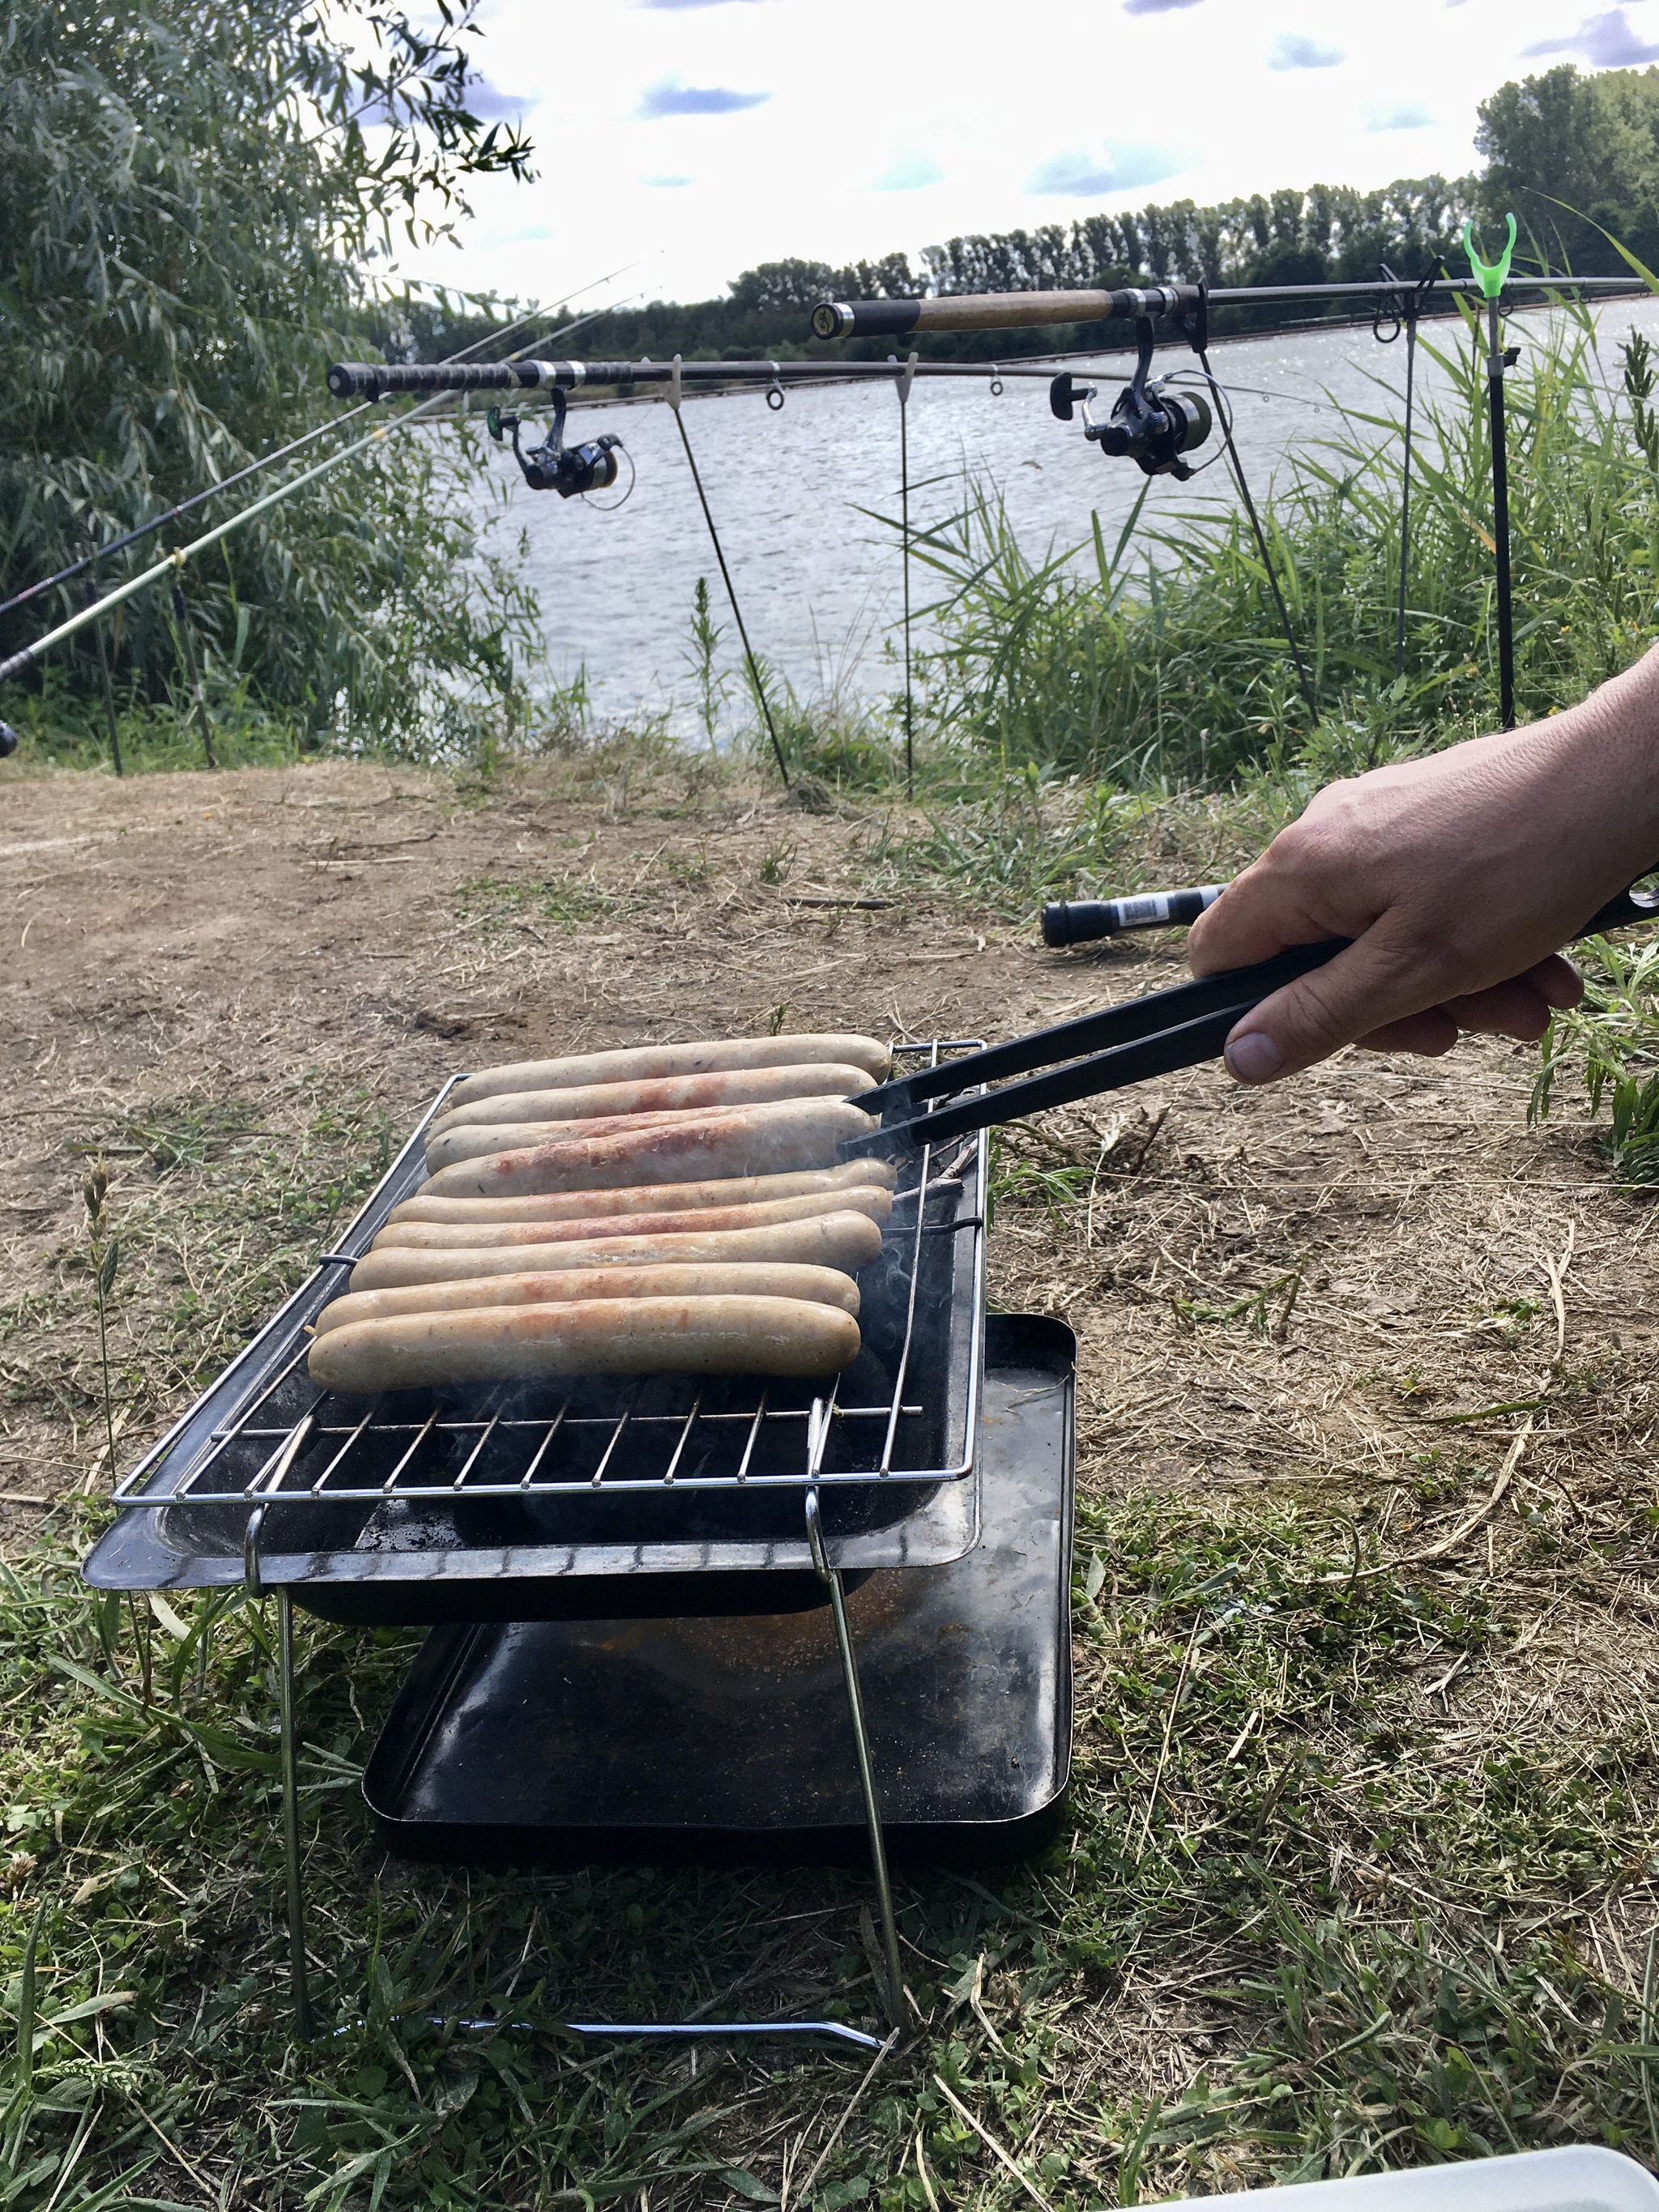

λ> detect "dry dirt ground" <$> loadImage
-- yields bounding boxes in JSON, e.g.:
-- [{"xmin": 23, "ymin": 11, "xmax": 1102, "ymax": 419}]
[{"xmin": 3, "ymin": 755, "xmax": 1659, "ymax": 2190}]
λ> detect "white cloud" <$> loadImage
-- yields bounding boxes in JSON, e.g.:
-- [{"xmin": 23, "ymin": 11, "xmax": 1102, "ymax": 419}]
[
  {"xmin": 1524, "ymin": 7, "xmax": 1659, "ymax": 62},
  {"xmin": 1030, "ymin": 146, "xmax": 1190, "ymax": 194},
  {"xmin": 391, "ymin": 0, "xmax": 1659, "ymax": 308},
  {"xmin": 1268, "ymin": 32, "xmax": 1345, "ymax": 67},
  {"xmin": 875, "ymin": 151, "xmax": 945, "ymax": 191}
]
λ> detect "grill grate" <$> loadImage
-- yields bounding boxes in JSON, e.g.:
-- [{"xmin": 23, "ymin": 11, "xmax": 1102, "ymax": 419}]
[{"xmin": 88, "ymin": 1044, "xmax": 988, "ymax": 1590}]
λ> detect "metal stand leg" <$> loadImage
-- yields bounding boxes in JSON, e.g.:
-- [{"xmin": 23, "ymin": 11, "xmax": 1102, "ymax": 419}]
[
  {"xmin": 805, "ymin": 1490, "xmax": 905, "ymax": 2027},
  {"xmin": 276, "ymin": 1590, "xmax": 313, "ymax": 2040}
]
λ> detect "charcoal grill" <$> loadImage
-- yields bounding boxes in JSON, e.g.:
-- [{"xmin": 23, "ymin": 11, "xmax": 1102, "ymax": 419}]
[{"xmin": 81, "ymin": 1043, "xmax": 1071, "ymax": 2051}]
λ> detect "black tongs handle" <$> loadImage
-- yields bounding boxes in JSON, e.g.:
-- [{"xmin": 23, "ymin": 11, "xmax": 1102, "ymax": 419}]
[
  {"xmin": 845, "ymin": 875, "xmax": 1659, "ymax": 1161},
  {"xmin": 855, "ymin": 937, "xmax": 1346, "ymax": 1122}
]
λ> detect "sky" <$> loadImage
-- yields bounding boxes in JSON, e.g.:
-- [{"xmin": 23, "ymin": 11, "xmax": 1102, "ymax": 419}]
[{"xmin": 388, "ymin": 0, "xmax": 1659, "ymax": 313}]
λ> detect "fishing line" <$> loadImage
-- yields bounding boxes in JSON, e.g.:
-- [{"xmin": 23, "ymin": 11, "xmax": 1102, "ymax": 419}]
[
  {"xmin": 666, "ymin": 358, "xmax": 791, "ymax": 789},
  {"xmin": 1195, "ymin": 340, "xmax": 1320, "ymax": 727},
  {"xmin": 893, "ymin": 351, "xmax": 917, "ymax": 799},
  {"xmin": 1375, "ymin": 258, "xmax": 1443, "ymax": 681}
]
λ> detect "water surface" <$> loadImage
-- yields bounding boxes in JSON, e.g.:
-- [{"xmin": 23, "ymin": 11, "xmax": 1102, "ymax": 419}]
[{"xmin": 471, "ymin": 297, "xmax": 1659, "ymax": 730}]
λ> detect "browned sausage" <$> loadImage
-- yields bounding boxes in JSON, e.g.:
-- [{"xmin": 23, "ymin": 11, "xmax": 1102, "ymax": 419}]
[
  {"xmin": 389, "ymin": 1159, "xmax": 896, "ymax": 1225},
  {"xmin": 313, "ymin": 1260, "xmax": 860, "ymax": 1336},
  {"xmin": 429, "ymin": 1062, "xmax": 873, "ymax": 1140},
  {"xmin": 347, "ymin": 1208, "xmax": 884, "ymax": 1292},
  {"xmin": 373, "ymin": 1186, "xmax": 893, "ymax": 1251},
  {"xmin": 424, "ymin": 1107, "xmax": 729, "ymax": 1174},
  {"xmin": 424, "ymin": 1100, "xmax": 876, "ymax": 1200},
  {"xmin": 447, "ymin": 1034, "xmax": 890, "ymax": 1113},
  {"xmin": 309, "ymin": 1295, "xmax": 861, "ymax": 1392}
]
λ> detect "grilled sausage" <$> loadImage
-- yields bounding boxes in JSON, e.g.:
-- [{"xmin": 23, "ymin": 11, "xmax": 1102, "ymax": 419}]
[
  {"xmin": 447, "ymin": 1033, "xmax": 890, "ymax": 1111},
  {"xmin": 428, "ymin": 1062, "xmax": 873, "ymax": 1140},
  {"xmin": 389, "ymin": 1158, "xmax": 896, "ymax": 1225},
  {"xmin": 424, "ymin": 1099, "xmax": 877, "ymax": 1200},
  {"xmin": 313, "ymin": 1260, "xmax": 861, "ymax": 1336},
  {"xmin": 372, "ymin": 1186, "xmax": 893, "ymax": 1251},
  {"xmin": 309, "ymin": 1295, "xmax": 861, "ymax": 1392},
  {"xmin": 347, "ymin": 1208, "xmax": 885, "ymax": 1292},
  {"xmin": 424, "ymin": 1106, "xmax": 727, "ymax": 1174}
]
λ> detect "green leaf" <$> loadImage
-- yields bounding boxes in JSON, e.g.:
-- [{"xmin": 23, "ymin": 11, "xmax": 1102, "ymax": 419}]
[
  {"xmin": 97, "ymin": 1238, "xmax": 119, "ymax": 1298},
  {"xmin": 720, "ymin": 2171, "xmax": 780, "ymax": 2204}
]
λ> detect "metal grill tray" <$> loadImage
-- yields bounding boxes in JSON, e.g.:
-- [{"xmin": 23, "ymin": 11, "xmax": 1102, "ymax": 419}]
[
  {"xmin": 362, "ymin": 1315, "xmax": 1075, "ymax": 1863},
  {"xmin": 83, "ymin": 1055, "xmax": 988, "ymax": 1617}
]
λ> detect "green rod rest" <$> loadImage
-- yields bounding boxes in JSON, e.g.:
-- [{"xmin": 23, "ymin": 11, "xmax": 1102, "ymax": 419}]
[{"xmin": 1462, "ymin": 215, "xmax": 1516, "ymax": 299}]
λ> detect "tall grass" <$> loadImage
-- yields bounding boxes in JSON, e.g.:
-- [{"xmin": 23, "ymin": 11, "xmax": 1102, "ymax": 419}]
[{"xmin": 911, "ymin": 303, "xmax": 1659, "ymax": 786}]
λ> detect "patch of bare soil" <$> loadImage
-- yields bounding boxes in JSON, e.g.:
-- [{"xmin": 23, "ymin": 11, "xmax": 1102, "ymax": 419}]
[{"xmin": 3, "ymin": 754, "xmax": 1657, "ymax": 1997}]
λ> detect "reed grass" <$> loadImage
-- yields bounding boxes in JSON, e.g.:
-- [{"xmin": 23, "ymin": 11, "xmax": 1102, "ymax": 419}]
[
  {"xmin": 1531, "ymin": 934, "xmax": 1659, "ymax": 1181},
  {"xmin": 900, "ymin": 302, "xmax": 1659, "ymax": 791}
]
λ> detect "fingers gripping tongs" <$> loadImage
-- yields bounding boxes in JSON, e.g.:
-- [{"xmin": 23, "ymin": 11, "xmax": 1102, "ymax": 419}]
[{"xmin": 841, "ymin": 880, "xmax": 1659, "ymax": 1161}]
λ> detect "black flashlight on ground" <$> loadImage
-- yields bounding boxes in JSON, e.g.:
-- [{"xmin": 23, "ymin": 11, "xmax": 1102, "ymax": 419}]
[{"xmin": 1043, "ymin": 884, "xmax": 1227, "ymax": 944}]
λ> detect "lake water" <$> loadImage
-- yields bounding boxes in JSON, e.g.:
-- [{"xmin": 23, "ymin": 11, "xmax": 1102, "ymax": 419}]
[{"xmin": 469, "ymin": 295, "xmax": 1659, "ymax": 731}]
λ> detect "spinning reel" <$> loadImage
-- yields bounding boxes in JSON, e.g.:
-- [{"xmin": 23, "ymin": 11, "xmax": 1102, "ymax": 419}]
[
  {"xmin": 487, "ymin": 388, "xmax": 622, "ymax": 497},
  {"xmin": 1051, "ymin": 317, "xmax": 1212, "ymax": 479}
]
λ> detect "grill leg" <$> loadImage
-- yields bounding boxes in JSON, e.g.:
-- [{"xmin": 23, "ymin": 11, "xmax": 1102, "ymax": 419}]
[
  {"xmin": 276, "ymin": 1590, "xmax": 314, "ymax": 2041},
  {"xmin": 806, "ymin": 1491, "xmax": 905, "ymax": 2027}
]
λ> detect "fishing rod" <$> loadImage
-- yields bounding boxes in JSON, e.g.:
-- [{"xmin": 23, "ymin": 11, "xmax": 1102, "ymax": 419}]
[
  {"xmin": 322, "ymin": 354, "xmax": 1116, "ymax": 497},
  {"xmin": 325, "ymin": 355, "xmax": 1110, "ymax": 399},
  {"xmin": 0, "ymin": 387, "xmax": 472, "ymax": 700},
  {"xmin": 0, "ymin": 288, "xmax": 647, "ymax": 757},
  {"xmin": 0, "ymin": 296, "xmax": 631, "ymax": 630},
  {"xmin": 809, "ymin": 272, "xmax": 1643, "ymax": 341},
  {"xmin": 812, "ymin": 227, "xmax": 1604, "ymax": 722}
]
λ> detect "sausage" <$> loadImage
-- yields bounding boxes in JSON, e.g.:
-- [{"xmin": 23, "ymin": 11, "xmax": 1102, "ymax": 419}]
[
  {"xmin": 309, "ymin": 1294, "xmax": 861, "ymax": 1392},
  {"xmin": 447, "ymin": 1033, "xmax": 891, "ymax": 1111},
  {"xmin": 372, "ymin": 1186, "xmax": 893, "ymax": 1251},
  {"xmin": 313, "ymin": 1260, "xmax": 861, "ymax": 1336},
  {"xmin": 347, "ymin": 1208, "xmax": 885, "ymax": 1292},
  {"xmin": 428, "ymin": 1062, "xmax": 874, "ymax": 1140},
  {"xmin": 425, "ymin": 1107, "xmax": 728, "ymax": 1175},
  {"xmin": 424, "ymin": 1099, "xmax": 878, "ymax": 1200},
  {"xmin": 389, "ymin": 1159, "xmax": 896, "ymax": 1225}
]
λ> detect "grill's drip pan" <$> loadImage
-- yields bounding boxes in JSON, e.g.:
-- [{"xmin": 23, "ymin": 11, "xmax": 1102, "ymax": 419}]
[
  {"xmin": 83, "ymin": 1049, "xmax": 990, "ymax": 1613},
  {"xmin": 363, "ymin": 1315, "xmax": 1075, "ymax": 1862}
]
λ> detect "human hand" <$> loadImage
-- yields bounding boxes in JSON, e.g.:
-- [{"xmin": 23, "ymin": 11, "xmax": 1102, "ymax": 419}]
[{"xmin": 1186, "ymin": 652, "xmax": 1659, "ymax": 1084}]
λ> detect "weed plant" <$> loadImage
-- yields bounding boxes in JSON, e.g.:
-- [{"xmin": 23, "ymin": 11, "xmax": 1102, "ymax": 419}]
[{"xmin": 1531, "ymin": 933, "xmax": 1659, "ymax": 1180}]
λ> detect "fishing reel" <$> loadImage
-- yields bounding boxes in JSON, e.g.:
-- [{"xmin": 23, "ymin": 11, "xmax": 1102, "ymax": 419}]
[
  {"xmin": 1051, "ymin": 317, "xmax": 1212, "ymax": 479},
  {"xmin": 487, "ymin": 389, "xmax": 621, "ymax": 497}
]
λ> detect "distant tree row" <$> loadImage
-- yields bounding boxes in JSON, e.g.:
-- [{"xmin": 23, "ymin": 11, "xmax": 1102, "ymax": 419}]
[
  {"xmin": 530, "ymin": 65, "xmax": 1658, "ymax": 366},
  {"xmin": 543, "ymin": 176, "xmax": 1479, "ymax": 365}
]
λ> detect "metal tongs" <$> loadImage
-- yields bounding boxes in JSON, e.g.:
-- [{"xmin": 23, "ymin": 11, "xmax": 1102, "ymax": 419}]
[{"xmin": 843, "ymin": 880, "xmax": 1659, "ymax": 1160}]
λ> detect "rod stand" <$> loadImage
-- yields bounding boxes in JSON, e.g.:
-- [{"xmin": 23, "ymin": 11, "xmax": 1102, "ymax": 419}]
[{"xmin": 805, "ymin": 1488, "xmax": 905, "ymax": 2027}]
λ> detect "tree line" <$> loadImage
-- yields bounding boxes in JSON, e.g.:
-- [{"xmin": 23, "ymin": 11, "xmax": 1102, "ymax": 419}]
[{"xmin": 550, "ymin": 66, "xmax": 1659, "ymax": 365}]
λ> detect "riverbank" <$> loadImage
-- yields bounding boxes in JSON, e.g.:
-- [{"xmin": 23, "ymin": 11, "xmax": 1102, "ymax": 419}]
[{"xmin": 1, "ymin": 753, "xmax": 1656, "ymax": 2207}]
